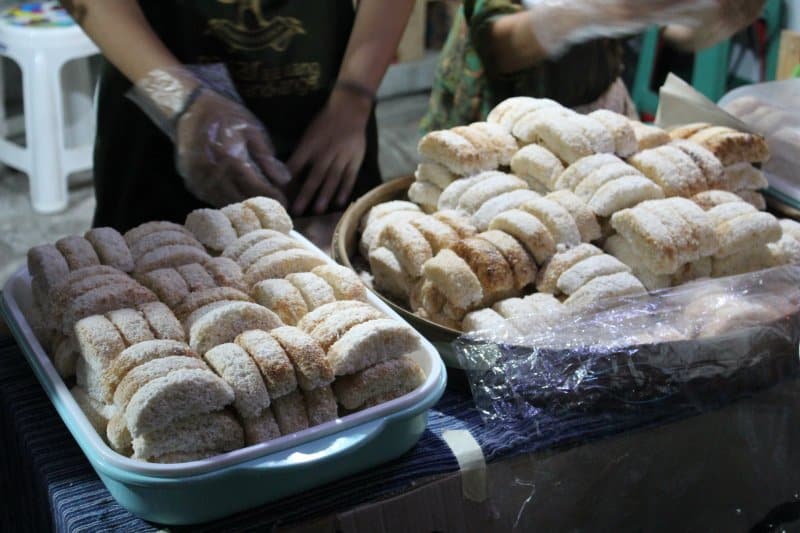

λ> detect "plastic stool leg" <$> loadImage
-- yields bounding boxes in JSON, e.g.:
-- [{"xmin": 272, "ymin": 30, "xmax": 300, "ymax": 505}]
[
  {"xmin": 22, "ymin": 50, "xmax": 68, "ymax": 213},
  {"xmin": 61, "ymin": 56, "xmax": 94, "ymax": 150}
]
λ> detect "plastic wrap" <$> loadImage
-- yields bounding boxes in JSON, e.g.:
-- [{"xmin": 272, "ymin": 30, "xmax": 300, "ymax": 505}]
[{"xmin": 456, "ymin": 264, "xmax": 800, "ymax": 426}]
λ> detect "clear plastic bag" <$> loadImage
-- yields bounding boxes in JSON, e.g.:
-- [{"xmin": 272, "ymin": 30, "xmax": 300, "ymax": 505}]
[{"xmin": 455, "ymin": 264, "xmax": 800, "ymax": 427}]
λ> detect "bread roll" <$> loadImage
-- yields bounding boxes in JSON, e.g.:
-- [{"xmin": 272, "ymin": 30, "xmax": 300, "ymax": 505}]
[
  {"xmin": 252, "ymin": 279, "xmax": 308, "ymax": 325},
  {"xmin": 103, "ymin": 339, "xmax": 198, "ymax": 401},
  {"xmin": 557, "ymin": 254, "xmax": 631, "ymax": 295},
  {"xmin": 270, "ymin": 326, "xmax": 334, "ymax": 391},
  {"xmin": 432, "ymin": 210, "xmax": 478, "ymax": 239},
  {"xmin": 520, "ymin": 197, "xmax": 581, "ymax": 247},
  {"xmin": 510, "ymin": 106, "xmax": 574, "ymax": 145},
  {"xmin": 588, "ymin": 109, "xmax": 637, "ymax": 157},
  {"xmin": 724, "ymin": 163, "xmax": 768, "ymax": 191},
  {"xmin": 489, "ymin": 209, "xmax": 556, "ymax": 265},
  {"xmin": 272, "ymin": 390, "xmax": 309, "ymax": 435},
  {"xmin": 359, "ymin": 210, "xmax": 425, "ymax": 258},
  {"xmin": 471, "ymin": 189, "xmax": 541, "ymax": 232},
  {"xmin": 327, "ymin": 319, "xmax": 420, "ymax": 376},
  {"xmin": 671, "ymin": 140, "xmax": 726, "ymax": 190},
  {"xmin": 138, "ymin": 302, "xmax": 185, "ymax": 342},
  {"xmin": 630, "ymin": 121, "xmax": 670, "ymax": 150},
  {"xmin": 437, "ymin": 175, "xmax": 484, "ymax": 212},
  {"xmin": 477, "ymin": 230, "xmax": 538, "ymax": 290},
  {"xmin": 309, "ymin": 305, "xmax": 385, "ymax": 352},
  {"xmin": 106, "ymin": 308, "xmax": 154, "ymax": 346},
  {"xmin": 204, "ymin": 343, "xmax": 271, "ymax": 419},
  {"xmin": 125, "ymin": 221, "xmax": 193, "ymax": 248},
  {"xmin": 133, "ymin": 245, "xmax": 211, "ymax": 275},
  {"xmin": 451, "ymin": 238, "xmax": 515, "ymax": 299},
  {"xmin": 554, "ymin": 153, "xmax": 622, "ymax": 192},
  {"xmin": 563, "ymin": 272, "xmax": 646, "ymax": 313},
  {"xmin": 173, "ymin": 286, "xmax": 253, "ymax": 320},
  {"xmin": 545, "ymin": 190, "xmax": 603, "ymax": 243},
  {"xmin": 332, "ymin": 357, "xmax": 425, "ymax": 410},
  {"xmin": 184, "ymin": 209, "xmax": 238, "ymax": 253},
  {"xmin": 132, "ymin": 411, "xmax": 243, "ymax": 461},
  {"xmin": 222, "ymin": 229, "xmax": 287, "ymax": 261},
  {"xmin": 609, "ymin": 205, "xmax": 680, "ymax": 275},
  {"xmin": 573, "ymin": 162, "xmax": 643, "ymax": 202},
  {"xmin": 714, "ymin": 211, "xmax": 782, "ymax": 258},
  {"xmin": 244, "ymin": 249, "xmax": 326, "ymax": 287},
  {"xmin": 375, "ymin": 222, "xmax": 433, "ymax": 278},
  {"xmin": 302, "ymin": 386, "xmax": 338, "ymax": 426},
  {"xmin": 451, "ymin": 125, "xmax": 500, "ymax": 170},
  {"xmin": 71, "ymin": 385, "xmax": 117, "ymax": 436},
  {"xmin": 176, "ymin": 263, "xmax": 216, "ymax": 292},
  {"xmin": 85, "ymin": 227, "xmax": 134, "ymax": 272},
  {"xmin": 369, "ymin": 246, "xmax": 414, "ymax": 301},
  {"xmin": 462, "ymin": 308, "xmax": 512, "ymax": 334},
  {"xmin": 735, "ymin": 190, "xmax": 767, "ymax": 211},
  {"xmin": 510, "ymin": 144, "xmax": 564, "ymax": 191},
  {"xmin": 113, "ymin": 355, "xmax": 208, "ymax": 409},
  {"xmin": 311, "ymin": 264, "xmax": 368, "ymax": 302},
  {"xmin": 221, "ymin": 203, "xmax": 262, "ymax": 236},
  {"xmin": 407, "ymin": 181, "xmax": 442, "ymax": 214},
  {"xmin": 235, "ymin": 329, "xmax": 297, "ymax": 399},
  {"xmin": 536, "ymin": 243, "xmax": 603, "ymax": 294},
  {"xmin": 421, "ymin": 249, "xmax": 484, "ymax": 309},
  {"xmin": 415, "ymin": 163, "xmax": 457, "ymax": 190},
  {"xmin": 27, "ymin": 244, "xmax": 69, "ymax": 295},
  {"xmin": 417, "ymin": 130, "xmax": 485, "ymax": 175},
  {"xmin": 469, "ymin": 121, "xmax": 519, "ymax": 165},
  {"xmin": 588, "ymin": 175, "xmax": 665, "ymax": 217},
  {"xmin": 691, "ymin": 190, "xmax": 743, "ymax": 210},
  {"xmin": 243, "ymin": 196, "xmax": 293, "ymax": 234},
  {"xmin": 409, "ymin": 215, "xmax": 460, "ymax": 254},
  {"xmin": 236, "ymin": 234, "xmax": 302, "ymax": 271},
  {"xmin": 241, "ymin": 408, "xmax": 281, "ymax": 445},
  {"xmin": 457, "ymin": 172, "xmax": 528, "ymax": 215},
  {"xmin": 189, "ymin": 302, "xmax": 283, "ymax": 355}
]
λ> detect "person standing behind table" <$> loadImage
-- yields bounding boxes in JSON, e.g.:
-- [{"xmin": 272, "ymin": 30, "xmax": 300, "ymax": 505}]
[
  {"xmin": 61, "ymin": 0, "xmax": 415, "ymax": 232},
  {"xmin": 421, "ymin": 0, "xmax": 767, "ymax": 132}
]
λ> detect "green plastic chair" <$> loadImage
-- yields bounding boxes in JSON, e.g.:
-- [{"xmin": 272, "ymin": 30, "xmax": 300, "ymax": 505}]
[{"xmin": 632, "ymin": 0, "xmax": 785, "ymax": 117}]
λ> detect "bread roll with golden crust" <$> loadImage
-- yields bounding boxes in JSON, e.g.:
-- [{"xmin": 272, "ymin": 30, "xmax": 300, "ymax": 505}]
[
  {"xmin": 63, "ymin": 282, "xmax": 158, "ymax": 335},
  {"xmin": 415, "ymin": 163, "xmax": 457, "ymax": 190},
  {"xmin": 536, "ymin": 243, "xmax": 604, "ymax": 294},
  {"xmin": 658, "ymin": 145, "xmax": 708, "ymax": 196},
  {"xmin": 252, "ymin": 279, "xmax": 308, "ymax": 325},
  {"xmin": 669, "ymin": 122, "xmax": 712, "ymax": 140},
  {"xmin": 407, "ymin": 181, "xmax": 442, "ymax": 214},
  {"xmin": 531, "ymin": 112, "xmax": 598, "ymax": 163},
  {"xmin": 375, "ymin": 222, "xmax": 433, "ymax": 278},
  {"xmin": 409, "ymin": 215, "xmax": 460, "ymax": 254},
  {"xmin": 450, "ymin": 238, "xmax": 515, "ymax": 299},
  {"xmin": 235, "ymin": 329, "xmax": 297, "ymax": 399},
  {"xmin": 609, "ymin": 206, "xmax": 680, "ymax": 275},
  {"xmin": 489, "ymin": 209, "xmax": 557, "ymax": 265},
  {"xmin": 269, "ymin": 326, "xmax": 333, "ymax": 390},
  {"xmin": 184, "ymin": 209, "xmax": 238, "ymax": 253},
  {"xmin": 477, "ymin": 230, "xmax": 538, "ymax": 290},
  {"xmin": 510, "ymin": 144, "xmax": 564, "ymax": 191},
  {"xmin": 433, "ymin": 210, "xmax": 478, "ymax": 239},
  {"xmin": 310, "ymin": 264, "xmax": 368, "ymax": 302},
  {"xmin": 588, "ymin": 109, "xmax": 638, "ymax": 158},
  {"xmin": 659, "ymin": 197, "xmax": 719, "ymax": 258},
  {"xmin": 630, "ymin": 121, "xmax": 670, "ymax": 150},
  {"xmin": 671, "ymin": 140, "xmax": 726, "ymax": 190},
  {"xmin": 469, "ymin": 121, "xmax": 519, "ymax": 166},
  {"xmin": 421, "ymin": 249, "xmax": 484, "ymax": 309},
  {"xmin": 360, "ymin": 201, "xmax": 422, "ymax": 233},
  {"xmin": 689, "ymin": 127, "xmax": 770, "ymax": 165},
  {"xmin": 417, "ymin": 130, "xmax": 485, "ymax": 175},
  {"xmin": 204, "ymin": 343, "xmax": 271, "ymax": 419},
  {"xmin": 471, "ymin": 189, "xmax": 541, "ymax": 232}
]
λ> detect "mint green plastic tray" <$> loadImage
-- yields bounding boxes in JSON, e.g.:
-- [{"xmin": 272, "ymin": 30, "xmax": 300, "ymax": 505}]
[{"xmin": 1, "ymin": 237, "xmax": 447, "ymax": 525}]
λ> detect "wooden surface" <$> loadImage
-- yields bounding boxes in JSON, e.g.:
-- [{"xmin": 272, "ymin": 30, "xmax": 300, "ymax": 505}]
[{"xmin": 777, "ymin": 30, "xmax": 800, "ymax": 80}]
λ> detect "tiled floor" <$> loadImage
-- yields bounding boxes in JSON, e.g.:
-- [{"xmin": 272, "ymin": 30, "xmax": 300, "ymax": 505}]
[{"xmin": 0, "ymin": 92, "xmax": 429, "ymax": 283}]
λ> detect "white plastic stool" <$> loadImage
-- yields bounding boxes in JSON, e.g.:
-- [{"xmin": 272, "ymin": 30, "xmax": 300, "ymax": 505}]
[{"xmin": 0, "ymin": 11, "xmax": 99, "ymax": 213}]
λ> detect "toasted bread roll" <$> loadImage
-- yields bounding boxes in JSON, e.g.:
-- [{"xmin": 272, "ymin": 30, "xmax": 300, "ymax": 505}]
[
  {"xmin": 409, "ymin": 216, "xmax": 458, "ymax": 256},
  {"xmin": 589, "ymin": 175, "xmax": 665, "ymax": 217},
  {"xmin": 71, "ymin": 385, "xmax": 117, "ymax": 436},
  {"xmin": 53, "ymin": 273, "xmax": 138, "ymax": 323},
  {"xmin": 252, "ymin": 279, "xmax": 308, "ymax": 325},
  {"xmin": 493, "ymin": 97, "xmax": 560, "ymax": 132},
  {"xmin": 309, "ymin": 305, "xmax": 386, "ymax": 352},
  {"xmin": 176, "ymin": 263, "xmax": 216, "ymax": 292},
  {"xmin": 557, "ymin": 254, "xmax": 631, "ymax": 295},
  {"xmin": 451, "ymin": 237, "xmax": 515, "ymax": 299},
  {"xmin": 609, "ymin": 207, "xmax": 680, "ymax": 275},
  {"xmin": 189, "ymin": 302, "xmax": 283, "ymax": 355},
  {"xmin": 534, "ymin": 113, "xmax": 598, "ymax": 163},
  {"xmin": 107, "ymin": 411, "xmax": 132, "ymax": 455},
  {"xmin": 369, "ymin": 246, "xmax": 414, "ymax": 301},
  {"xmin": 420, "ymin": 249, "xmax": 483, "ymax": 309},
  {"xmin": 204, "ymin": 343, "xmax": 271, "ymax": 419},
  {"xmin": 235, "ymin": 329, "xmax": 297, "ymax": 399},
  {"xmin": 589, "ymin": 109, "xmax": 638, "ymax": 157},
  {"xmin": 103, "ymin": 339, "xmax": 198, "ymax": 400},
  {"xmin": 689, "ymin": 127, "xmax": 770, "ymax": 165},
  {"xmin": 415, "ymin": 163, "xmax": 457, "ymax": 190},
  {"xmin": 660, "ymin": 197, "xmax": 719, "ymax": 257},
  {"xmin": 736, "ymin": 190, "xmax": 767, "ymax": 211},
  {"xmin": 432, "ymin": 209, "xmax": 478, "ymax": 239},
  {"xmin": 520, "ymin": 197, "xmax": 581, "ymax": 247},
  {"xmin": 270, "ymin": 326, "xmax": 333, "ymax": 390},
  {"xmin": 603, "ymin": 234, "xmax": 669, "ymax": 290},
  {"xmin": 630, "ymin": 121, "xmax": 670, "ymax": 150},
  {"xmin": 437, "ymin": 175, "xmax": 484, "ymax": 212},
  {"xmin": 671, "ymin": 140, "xmax": 726, "ymax": 190},
  {"xmin": 628, "ymin": 149, "xmax": 693, "ymax": 197},
  {"xmin": 462, "ymin": 308, "xmax": 511, "ymax": 334},
  {"xmin": 244, "ymin": 249, "xmax": 326, "ymax": 287},
  {"xmin": 236, "ymin": 234, "xmax": 302, "ymax": 271},
  {"xmin": 536, "ymin": 243, "xmax": 603, "ymax": 294},
  {"xmin": 27, "ymin": 244, "xmax": 69, "ymax": 295},
  {"xmin": 243, "ymin": 196, "xmax": 293, "ymax": 234},
  {"xmin": 311, "ymin": 264, "xmax": 368, "ymax": 302},
  {"xmin": 137, "ymin": 268, "xmax": 189, "ymax": 307},
  {"xmin": 85, "ymin": 227, "xmax": 134, "ymax": 272},
  {"xmin": 221, "ymin": 203, "xmax": 262, "ymax": 236},
  {"xmin": 573, "ymin": 162, "xmax": 643, "ymax": 201},
  {"xmin": 241, "ymin": 408, "xmax": 281, "ymax": 445},
  {"xmin": 706, "ymin": 201, "xmax": 758, "ymax": 226},
  {"xmin": 417, "ymin": 129, "xmax": 485, "ymax": 175},
  {"xmin": 204, "ymin": 256, "xmax": 247, "ymax": 292},
  {"xmin": 658, "ymin": 145, "xmax": 708, "ymax": 196},
  {"xmin": 452, "ymin": 125, "xmax": 500, "ymax": 170},
  {"xmin": 106, "ymin": 308, "xmax": 154, "ymax": 346},
  {"xmin": 471, "ymin": 189, "xmax": 541, "ymax": 232},
  {"xmin": 128, "ymin": 230, "xmax": 203, "ymax": 262},
  {"xmin": 376, "ymin": 222, "xmax": 433, "ymax": 278},
  {"xmin": 173, "ymin": 286, "xmax": 252, "ymax": 320},
  {"xmin": 327, "ymin": 318, "xmax": 420, "ymax": 376},
  {"xmin": 457, "ymin": 172, "xmax": 528, "ymax": 215},
  {"xmin": 469, "ymin": 121, "xmax": 519, "ymax": 165},
  {"xmin": 124, "ymin": 221, "xmax": 192, "ymax": 247},
  {"xmin": 545, "ymin": 190, "xmax": 603, "ymax": 243},
  {"xmin": 725, "ymin": 163, "xmax": 769, "ymax": 191},
  {"xmin": 359, "ymin": 210, "xmax": 424, "ymax": 258},
  {"xmin": 272, "ymin": 390, "xmax": 309, "ymax": 435},
  {"xmin": 711, "ymin": 247, "xmax": 774, "ymax": 277},
  {"xmin": 222, "ymin": 229, "xmax": 287, "ymax": 260},
  {"xmin": 56, "ymin": 235, "xmax": 100, "ymax": 270},
  {"xmin": 510, "ymin": 106, "xmax": 574, "ymax": 145},
  {"xmin": 360, "ymin": 200, "xmax": 422, "ymax": 232},
  {"xmin": 133, "ymin": 245, "xmax": 211, "ymax": 275},
  {"xmin": 489, "ymin": 209, "xmax": 556, "ymax": 265},
  {"xmin": 407, "ymin": 181, "xmax": 442, "ymax": 213},
  {"xmin": 132, "ymin": 411, "xmax": 243, "ymax": 461},
  {"xmin": 138, "ymin": 302, "xmax": 185, "ymax": 341},
  {"xmin": 333, "ymin": 357, "xmax": 424, "ymax": 410},
  {"xmin": 184, "ymin": 209, "xmax": 238, "ymax": 253},
  {"xmin": 510, "ymin": 144, "xmax": 564, "ymax": 191},
  {"xmin": 297, "ymin": 300, "xmax": 376, "ymax": 333},
  {"xmin": 63, "ymin": 282, "xmax": 158, "ymax": 335},
  {"xmin": 113, "ymin": 355, "xmax": 208, "ymax": 409},
  {"xmin": 286, "ymin": 272, "xmax": 336, "ymax": 310},
  {"xmin": 554, "ymin": 153, "xmax": 622, "ymax": 192},
  {"xmin": 477, "ymin": 230, "xmax": 538, "ymax": 290},
  {"xmin": 669, "ymin": 122, "xmax": 712, "ymax": 140},
  {"xmin": 714, "ymin": 211, "xmax": 782, "ymax": 258},
  {"xmin": 691, "ymin": 190, "xmax": 743, "ymax": 210},
  {"xmin": 564, "ymin": 272, "xmax": 646, "ymax": 312},
  {"xmin": 643, "ymin": 200, "xmax": 702, "ymax": 266},
  {"xmin": 303, "ymin": 386, "xmax": 338, "ymax": 426}
]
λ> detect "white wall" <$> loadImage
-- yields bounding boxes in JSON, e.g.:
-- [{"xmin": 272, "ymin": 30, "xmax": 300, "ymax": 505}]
[{"xmin": 788, "ymin": 0, "xmax": 800, "ymax": 32}]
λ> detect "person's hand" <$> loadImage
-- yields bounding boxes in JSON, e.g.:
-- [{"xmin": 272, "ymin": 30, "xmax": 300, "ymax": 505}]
[
  {"xmin": 665, "ymin": 0, "xmax": 766, "ymax": 51},
  {"xmin": 175, "ymin": 88, "xmax": 291, "ymax": 208},
  {"xmin": 288, "ymin": 87, "xmax": 371, "ymax": 216}
]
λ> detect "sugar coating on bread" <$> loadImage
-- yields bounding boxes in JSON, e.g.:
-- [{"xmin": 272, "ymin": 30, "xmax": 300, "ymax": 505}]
[
  {"xmin": 333, "ymin": 357, "xmax": 424, "ymax": 410},
  {"xmin": 588, "ymin": 175, "xmax": 665, "ymax": 217},
  {"xmin": 235, "ymin": 329, "xmax": 297, "ymax": 399},
  {"xmin": 269, "ymin": 326, "xmax": 333, "ymax": 391},
  {"xmin": 628, "ymin": 149, "xmax": 692, "ymax": 197},
  {"xmin": 272, "ymin": 390, "xmax": 309, "ymax": 435},
  {"xmin": 469, "ymin": 121, "xmax": 519, "ymax": 165},
  {"xmin": 536, "ymin": 243, "xmax": 603, "ymax": 294},
  {"xmin": 221, "ymin": 203, "xmax": 262, "ymax": 236},
  {"xmin": 133, "ymin": 245, "xmax": 210, "ymax": 275},
  {"xmin": 297, "ymin": 300, "xmax": 374, "ymax": 333},
  {"xmin": 375, "ymin": 222, "xmax": 433, "ymax": 279},
  {"xmin": 630, "ymin": 121, "xmax": 670, "ymax": 150},
  {"xmin": 451, "ymin": 237, "xmax": 515, "ymax": 300},
  {"xmin": 409, "ymin": 215, "xmax": 459, "ymax": 254},
  {"xmin": 369, "ymin": 247, "xmax": 414, "ymax": 301},
  {"xmin": 311, "ymin": 264, "xmax": 368, "ymax": 302},
  {"xmin": 204, "ymin": 257, "xmax": 247, "ymax": 292},
  {"xmin": 85, "ymin": 227, "xmax": 134, "ymax": 273},
  {"xmin": 556, "ymin": 254, "xmax": 631, "ymax": 296},
  {"xmin": 56, "ymin": 235, "xmax": 100, "ymax": 270},
  {"xmin": 129, "ymin": 230, "xmax": 203, "ymax": 262},
  {"xmin": 462, "ymin": 308, "xmax": 511, "ymax": 334},
  {"xmin": 658, "ymin": 145, "xmax": 708, "ymax": 196},
  {"xmin": 175, "ymin": 263, "xmax": 216, "ymax": 292},
  {"xmin": 437, "ymin": 175, "xmax": 484, "ymax": 212},
  {"xmin": 74, "ymin": 315, "xmax": 131, "ymax": 373},
  {"xmin": 691, "ymin": 190, "xmax": 743, "ymax": 210},
  {"xmin": 53, "ymin": 273, "xmax": 137, "ymax": 327},
  {"xmin": 457, "ymin": 172, "xmax": 528, "ymax": 215},
  {"xmin": 706, "ymin": 201, "xmax": 758, "ymax": 226},
  {"xmin": 711, "ymin": 246, "xmax": 774, "ymax": 277},
  {"xmin": 204, "ymin": 343, "xmax": 271, "ymax": 419},
  {"xmin": 244, "ymin": 249, "xmax": 326, "ymax": 287},
  {"xmin": 252, "ymin": 279, "xmax": 308, "ymax": 325},
  {"xmin": 125, "ymin": 221, "xmax": 192, "ymax": 248},
  {"xmin": 476, "ymin": 230, "xmax": 538, "ymax": 290},
  {"xmin": 327, "ymin": 318, "xmax": 420, "ymax": 376},
  {"xmin": 27, "ymin": 244, "xmax": 69, "ymax": 294},
  {"xmin": 417, "ymin": 129, "xmax": 484, "ymax": 175},
  {"xmin": 308, "ymin": 305, "xmax": 385, "ymax": 352},
  {"xmin": 222, "ymin": 229, "xmax": 287, "ymax": 261},
  {"xmin": 451, "ymin": 125, "xmax": 500, "ymax": 170},
  {"xmin": 138, "ymin": 302, "xmax": 185, "ymax": 342},
  {"xmin": 736, "ymin": 190, "xmax": 767, "ymax": 211},
  {"xmin": 511, "ymin": 143, "xmax": 565, "ymax": 191},
  {"xmin": 545, "ymin": 190, "xmax": 603, "ymax": 243},
  {"xmin": 432, "ymin": 210, "xmax": 477, "ymax": 239},
  {"xmin": 535, "ymin": 113, "xmax": 598, "ymax": 164},
  {"xmin": 669, "ymin": 122, "xmax": 712, "ymax": 140},
  {"xmin": 241, "ymin": 408, "xmax": 281, "ymax": 445},
  {"xmin": 588, "ymin": 109, "xmax": 638, "ymax": 158},
  {"xmin": 471, "ymin": 189, "xmax": 541, "ymax": 232},
  {"xmin": 286, "ymin": 272, "xmax": 336, "ymax": 311},
  {"xmin": 725, "ymin": 163, "xmax": 769, "ymax": 191},
  {"xmin": 236, "ymin": 233, "xmax": 302, "ymax": 272},
  {"xmin": 303, "ymin": 386, "xmax": 338, "ymax": 426},
  {"xmin": 137, "ymin": 268, "xmax": 190, "ymax": 308},
  {"xmin": 510, "ymin": 106, "xmax": 573, "ymax": 145},
  {"xmin": 520, "ymin": 197, "xmax": 581, "ymax": 248},
  {"xmin": 554, "ymin": 153, "xmax": 622, "ymax": 192},
  {"xmin": 564, "ymin": 272, "xmax": 646, "ymax": 313},
  {"xmin": 361, "ymin": 200, "xmax": 423, "ymax": 233},
  {"xmin": 189, "ymin": 302, "xmax": 283, "ymax": 356},
  {"xmin": 488, "ymin": 209, "xmax": 556, "ymax": 265},
  {"xmin": 106, "ymin": 308, "xmax": 155, "ymax": 346},
  {"xmin": 659, "ymin": 197, "xmax": 719, "ymax": 258},
  {"xmin": 494, "ymin": 97, "xmax": 560, "ymax": 132},
  {"xmin": 174, "ymin": 286, "xmax": 253, "ymax": 320},
  {"xmin": 714, "ymin": 211, "xmax": 782, "ymax": 258},
  {"xmin": 671, "ymin": 140, "xmax": 726, "ymax": 190},
  {"xmin": 243, "ymin": 196, "xmax": 293, "ymax": 234},
  {"xmin": 407, "ymin": 181, "xmax": 442, "ymax": 213},
  {"xmin": 359, "ymin": 210, "xmax": 425, "ymax": 259},
  {"xmin": 184, "ymin": 209, "xmax": 239, "ymax": 253},
  {"xmin": 104, "ymin": 339, "xmax": 198, "ymax": 399},
  {"xmin": 609, "ymin": 205, "xmax": 680, "ymax": 275},
  {"xmin": 132, "ymin": 411, "xmax": 243, "ymax": 461},
  {"xmin": 643, "ymin": 200, "xmax": 701, "ymax": 266},
  {"xmin": 125, "ymin": 368, "xmax": 235, "ymax": 437},
  {"xmin": 113, "ymin": 355, "xmax": 208, "ymax": 409},
  {"xmin": 573, "ymin": 162, "xmax": 642, "ymax": 201}
]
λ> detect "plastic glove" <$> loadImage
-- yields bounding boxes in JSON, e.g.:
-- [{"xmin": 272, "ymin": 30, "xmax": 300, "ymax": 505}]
[
  {"xmin": 524, "ymin": 0, "xmax": 718, "ymax": 57},
  {"xmin": 129, "ymin": 64, "xmax": 291, "ymax": 207},
  {"xmin": 665, "ymin": 0, "xmax": 766, "ymax": 51}
]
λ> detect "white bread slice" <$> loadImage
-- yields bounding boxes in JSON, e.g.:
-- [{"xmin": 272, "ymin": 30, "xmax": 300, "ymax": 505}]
[
  {"xmin": 557, "ymin": 254, "xmax": 631, "ymax": 296},
  {"xmin": 333, "ymin": 357, "xmax": 425, "ymax": 410},
  {"xmin": 303, "ymin": 386, "xmax": 338, "ymax": 426},
  {"xmin": 252, "ymin": 279, "xmax": 308, "ymax": 326},
  {"xmin": 221, "ymin": 203, "xmax": 262, "ymax": 236},
  {"xmin": 85, "ymin": 227, "xmax": 134, "ymax": 272},
  {"xmin": 173, "ymin": 286, "xmax": 253, "ymax": 320},
  {"xmin": 510, "ymin": 143, "xmax": 564, "ymax": 191},
  {"xmin": 74, "ymin": 315, "xmax": 127, "ymax": 371},
  {"xmin": 272, "ymin": 390, "xmax": 309, "ymax": 435},
  {"xmin": 477, "ymin": 230, "xmax": 538, "ymax": 290},
  {"xmin": 457, "ymin": 172, "xmax": 528, "ymax": 215},
  {"xmin": 375, "ymin": 222, "xmax": 433, "ymax": 279},
  {"xmin": 235, "ymin": 329, "xmax": 297, "ymax": 399},
  {"xmin": 243, "ymin": 196, "xmax": 293, "ymax": 234},
  {"xmin": 269, "ymin": 326, "xmax": 333, "ymax": 390},
  {"xmin": 244, "ymin": 249, "xmax": 326, "ymax": 288},
  {"xmin": 241, "ymin": 408, "xmax": 281, "ymax": 445},
  {"xmin": 489, "ymin": 209, "xmax": 556, "ymax": 265},
  {"xmin": 519, "ymin": 197, "xmax": 581, "ymax": 247},
  {"xmin": 237, "ymin": 234, "xmax": 302, "ymax": 272},
  {"xmin": 536, "ymin": 243, "xmax": 604, "ymax": 294},
  {"xmin": 222, "ymin": 229, "xmax": 287, "ymax": 261},
  {"xmin": 421, "ymin": 249, "xmax": 484, "ymax": 309},
  {"xmin": 128, "ymin": 230, "xmax": 203, "ymax": 262},
  {"xmin": 311, "ymin": 264, "xmax": 368, "ymax": 302},
  {"xmin": 185, "ymin": 208, "xmax": 238, "ymax": 253},
  {"xmin": 308, "ymin": 305, "xmax": 385, "ymax": 352},
  {"xmin": 407, "ymin": 181, "xmax": 442, "ymax": 213},
  {"xmin": 286, "ymin": 272, "xmax": 336, "ymax": 311},
  {"xmin": 546, "ymin": 190, "xmax": 603, "ymax": 243},
  {"xmin": 138, "ymin": 302, "xmax": 185, "ymax": 342},
  {"xmin": 471, "ymin": 189, "xmax": 541, "ymax": 232},
  {"xmin": 327, "ymin": 319, "xmax": 420, "ymax": 376},
  {"xmin": 204, "ymin": 343, "xmax": 271, "ymax": 419},
  {"xmin": 125, "ymin": 368, "xmax": 235, "ymax": 437},
  {"xmin": 56, "ymin": 235, "xmax": 100, "ymax": 270},
  {"xmin": 189, "ymin": 302, "xmax": 283, "ymax": 356},
  {"xmin": 415, "ymin": 163, "xmax": 457, "ymax": 190},
  {"xmin": 564, "ymin": 272, "xmax": 646, "ymax": 313},
  {"xmin": 369, "ymin": 246, "xmax": 414, "ymax": 301},
  {"xmin": 132, "ymin": 410, "xmax": 243, "ymax": 461},
  {"xmin": 410, "ymin": 215, "xmax": 460, "ymax": 254},
  {"xmin": 114, "ymin": 355, "xmax": 208, "ymax": 409}
]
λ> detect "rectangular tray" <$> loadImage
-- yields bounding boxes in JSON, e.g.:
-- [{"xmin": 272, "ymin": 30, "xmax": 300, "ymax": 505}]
[{"xmin": 0, "ymin": 230, "xmax": 447, "ymax": 525}]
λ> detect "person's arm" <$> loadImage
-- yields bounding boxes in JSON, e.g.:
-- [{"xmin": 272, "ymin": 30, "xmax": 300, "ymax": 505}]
[
  {"xmin": 663, "ymin": 0, "xmax": 766, "ymax": 51},
  {"xmin": 289, "ymin": 0, "xmax": 415, "ymax": 216}
]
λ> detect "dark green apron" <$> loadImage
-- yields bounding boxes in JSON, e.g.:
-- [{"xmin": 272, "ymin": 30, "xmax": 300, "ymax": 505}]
[{"xmin": 93, "ymin": 0, "xmax": 381, "ymax": 232}]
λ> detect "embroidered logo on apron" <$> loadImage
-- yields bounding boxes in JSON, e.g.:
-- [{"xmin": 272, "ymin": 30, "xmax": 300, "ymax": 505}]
[{"xmin": 209, "ymin": 0, "xmax": 305, "ymax": 52}]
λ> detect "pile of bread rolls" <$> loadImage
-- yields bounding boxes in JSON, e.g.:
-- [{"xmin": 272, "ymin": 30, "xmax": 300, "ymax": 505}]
[
  {"xmin": 27, "ymin": 197, "xmax": 425, "ymax": 463},
  {"xmin": 359, "ymin": 97, "xmax": 800, "ymax": 333}
]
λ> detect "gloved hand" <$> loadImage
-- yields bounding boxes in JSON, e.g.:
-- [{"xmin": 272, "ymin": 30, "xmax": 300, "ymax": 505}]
[
  {"xmin": 524, "ymin": 0, "xmax": 718, "ymax": 57},
  {"xmin": 129, "ymin": 64, "xmax": 291, "ymax": 207},
  {"xmin": 665, "ymin": 0, "xmax": 766, "ymax": 51}
]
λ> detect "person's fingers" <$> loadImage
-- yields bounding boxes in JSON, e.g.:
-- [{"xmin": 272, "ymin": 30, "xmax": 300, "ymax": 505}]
[
  {"xmin": 313, "ymin": 155, "xmax": 347, "ymax": 215},
  {"xmin": 246, "ymin": 131, "xmax": 292, "ymax": 186},
  {"xmin": 232, "ymin": 159, "xmax": 288, "ymax": 206},
  {"xmin": 292, "ymin": 152, "xmax": 335, "ymax": 216},
  {"xmin": 287, "ymin": 134, "xmax": 316, "ymax": 178},
  {"xmin": 200, "ymin": 164, "xmax": 242, "ymax": 208},
  {"xmin": 336, "ymin": 156, "xmax": 361, "ymax": 208}
]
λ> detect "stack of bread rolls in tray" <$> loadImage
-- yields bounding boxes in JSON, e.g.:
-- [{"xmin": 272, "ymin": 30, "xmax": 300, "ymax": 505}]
[
  {"xmin": 358, "ymin": 97, "xmax": 800, "ymax": 333},
  {"xmin": 26, "ymin": 197, "xmax": 426, "ymax": 463}
]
